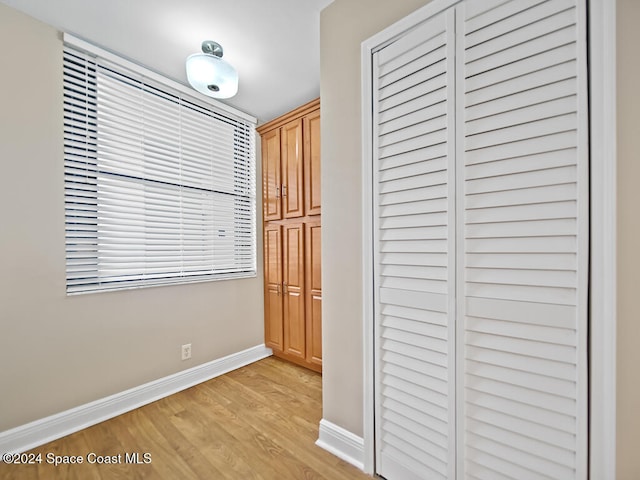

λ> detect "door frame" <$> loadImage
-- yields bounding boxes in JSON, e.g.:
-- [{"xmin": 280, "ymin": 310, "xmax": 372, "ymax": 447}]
[{"xmin": 360, "ymin": 0, "xmax": 617, "ymax": 477}]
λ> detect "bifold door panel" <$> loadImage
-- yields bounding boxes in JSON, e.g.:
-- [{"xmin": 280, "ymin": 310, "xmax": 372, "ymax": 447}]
[
  {"xmin": 372, "ymin": 0, "xmax": 589, "ymax": 479},
  {"xmin": 374, "ymin": 8, "xmax": 457, "ymax": 480}
]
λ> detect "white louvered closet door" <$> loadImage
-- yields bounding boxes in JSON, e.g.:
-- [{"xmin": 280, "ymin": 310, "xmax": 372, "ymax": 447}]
[
  {"xmin": 373, "ymin": 8, "xmax": 457, "ymax": 480},
  {"xmin": 458, "ymin": 0, "xmax": 588, "ymax": 478},
  {"xmin": 372, "ymin": 0, "xmax": 589, "ymax": 479}
]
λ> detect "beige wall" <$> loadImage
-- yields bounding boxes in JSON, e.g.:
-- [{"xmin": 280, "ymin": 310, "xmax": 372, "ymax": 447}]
[
  {"xmin": 0, "ymin": 3, "xmax": 264, "ymax": 432},
  {"xmin": 617, "ymin": 0, "xmax": 640, "ymax": 478},
  {"xmin": 321, "ymin": 0, "xmax": 640, "ymax": 476},
  {"xmin": 320, "ymin": 0, "xmax": 431, "ymax": 437}
]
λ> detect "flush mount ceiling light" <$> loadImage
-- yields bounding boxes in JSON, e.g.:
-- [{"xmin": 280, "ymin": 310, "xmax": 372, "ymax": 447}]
[{"xmin": 186, "ymin": 40, "xmax": 238, "ymax": 99}]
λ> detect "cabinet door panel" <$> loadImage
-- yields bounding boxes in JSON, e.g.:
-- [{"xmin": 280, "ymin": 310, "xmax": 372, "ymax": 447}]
[
  {"xmin": 262, "ymin": 129, "xmax": 281, "ymax": 221},
  {"xmin": 305, "ymin": 221, "xmax": 322, "ymax": 366},
  {"xmin": 264, "ymin": 225, "xmax": 283, "ymax": 350},
  {"xmin": 304, "ymin": 109, "xmax": 321, "ymax": 216},
  {"xmin": 282, "ymin": 119, "xmax": 305, "ymax": 218},
  {"xmin": 283, "ymin": 224, "xmax": 305, "ymax": 358}
]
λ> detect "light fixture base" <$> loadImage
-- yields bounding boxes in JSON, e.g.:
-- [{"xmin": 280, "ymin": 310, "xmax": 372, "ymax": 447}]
[
  {"xmin": 186, "ymin": 39, "xmax": 238, "ymax": 99},
  {"xmin": 201, "ymin": 40, "xmax": 223, "ymax": 58}
]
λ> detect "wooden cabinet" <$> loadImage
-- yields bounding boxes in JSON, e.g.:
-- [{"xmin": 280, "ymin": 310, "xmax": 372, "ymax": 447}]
[
  {"xmin": 282, "ymin": 223, "xmax": 305, "ymax": 358},
  {"xmin": 258, "ymin": 98, "xmax": 321, "ymax": 221},
  {"xmin": 263, "ymin": 224, "xmax": 283, "ymax": 350},
  {"xmin": 262, "ymin": 129, "xmax": 281, "ymax": 222},
  {"xmin": 258, "ymin": 98, "xmax": 322, "ymax": 372},
  {"xmin": 281, "ymin": 119, "xmax": 304, "ymax": 218},
  {"xmin": 304, "ymin": 109, "xmax": 321, "ymax": 216},
  {"xmin": 262, "ymin": 220, "xmax": 322, "ymax": 372},
  {"xmin": 305, "ymin": 220, "xmax": 322, "ymax": 368}
]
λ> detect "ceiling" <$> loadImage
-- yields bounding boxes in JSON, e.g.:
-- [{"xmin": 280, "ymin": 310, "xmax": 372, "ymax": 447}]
[{"xmin": 1, "ymin": 0, "xmax": 332, "ymax": 123}]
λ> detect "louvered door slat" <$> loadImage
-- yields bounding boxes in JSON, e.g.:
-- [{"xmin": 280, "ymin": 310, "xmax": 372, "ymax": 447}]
[
  {"xmin": 465, "ymin": 96, "xmax": 577, "ymax": 135},
  {"xmin": 374, "ymin": 8, "xmax": 456, "ymax": 480},
  {"xmin": 465, "ymin": 150, "xmax": 577, "ymax": 179},
  {"xmin": 465, "ymin": 7, "xmax": 576, "ymax": 62},
  {"xmin": 466, "ymin": 388, "xmax": 576, "ymax": 430},
  {"xmin": 465, "ymin": 114, "xmax": 578, "ymax": 151},
  {"xmin": 466, "ymin": 433, "xmax": 575, "ymax": 479},
  {"xmin": 466, "ymin": 73, "xmax": 577, "ymax": 114},
  {"xmin": 466, "ymin": 165, "xmax": 577, "ymax": 191},
  {"xmin": 379, "ymin": 115, "xmax": 447, "ymax": 149},
  {"xmin": 466, "ymin": 268, "xmax": 577, "ymax": 289},
  {"xmin": 380, "ymin": 70, "xmax": 447, "ymax": 104},
  {"xmin": 385, "ymin": 426, "xmax": 449, "ymax": 470},
  {"xmin": 459, "ymin": 2, "xmax": 588, "ymax": 479},
  {"xmin": 380, "ymin": 101, "xmax": 448, "ymax": 137},
  {"xmin": 466, "ymin": 346, "xmax": 577, "ymax": 381},
  {"xmin": 464, "ymin": 131, "xmax": 577, "ymax": 165},
  {"xmin": 465, "ymin": 0, "xmax": 574, "ymax": 47},
  {"xmin": 467, "ymin": 184, "xmax": 577, "ymax": 207},
  {"xmin": 377, "ymin": 22, "xmax": 447, "ymax": 79},
  {"xmin": 465, "ymin": 26, "xmax": 578, "ymax": 79},
  {"xmin": 466, "ymin": 43, "xmax": 576, "ymax": 94},
  {"xmin": 464, "ymin": 0, "xmax": 544, "ymax": 28},
  {"xmin": 466, "ymin": 219, "xmax": 577, "ymax": 239}
]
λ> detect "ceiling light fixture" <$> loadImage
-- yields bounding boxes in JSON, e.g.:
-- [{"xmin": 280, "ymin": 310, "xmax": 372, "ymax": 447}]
[{"xmin": 186, "ymin": 40, "xmax": 238, "ymax": 99}]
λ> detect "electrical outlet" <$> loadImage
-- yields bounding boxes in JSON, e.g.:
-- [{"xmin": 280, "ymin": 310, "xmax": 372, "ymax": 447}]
[{"xmin": 181, "ymin": 343, "xmax": 192, "ymax": 360}]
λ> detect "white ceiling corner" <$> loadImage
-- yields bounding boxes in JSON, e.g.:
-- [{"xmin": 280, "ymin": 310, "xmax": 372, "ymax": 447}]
[{"xmin": 1, "ymin": 0, "xmax": 333, "ymax": 123}]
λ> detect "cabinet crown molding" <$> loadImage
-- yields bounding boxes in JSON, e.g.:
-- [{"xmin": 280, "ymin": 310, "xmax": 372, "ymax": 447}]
[{"xmin": 257, "ymin": 98, "xmax": 320, "ymax": 134}]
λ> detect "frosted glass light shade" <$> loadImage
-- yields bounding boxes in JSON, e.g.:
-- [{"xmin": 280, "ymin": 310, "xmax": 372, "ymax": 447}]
[{"xmin": 186, "ymin": 53, "xmax": 238, "ymax": 99}]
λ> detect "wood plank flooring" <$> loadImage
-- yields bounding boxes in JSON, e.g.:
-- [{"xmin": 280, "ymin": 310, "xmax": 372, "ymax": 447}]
[{"xmin": 0, "ymin": 357, "xmax": 371, "ymax": 480}]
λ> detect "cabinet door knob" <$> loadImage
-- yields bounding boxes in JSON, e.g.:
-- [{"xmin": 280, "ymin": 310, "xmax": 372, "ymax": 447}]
[
  {"xmin": 283, "ymin": 282, "xmax": 288, "ymax": 294},
  {"xmin": 276, "ymin": 283, "xmax": 280, "ymax": 296},
  {"xmin": 282, "ymin": 185, "xmax": 287, "ymax": 197}
]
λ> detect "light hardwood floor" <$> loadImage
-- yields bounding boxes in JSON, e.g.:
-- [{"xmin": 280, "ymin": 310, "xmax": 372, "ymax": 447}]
[{"xmin": 0, "ymin": 357, "xmax": 371, "ymax": 480}]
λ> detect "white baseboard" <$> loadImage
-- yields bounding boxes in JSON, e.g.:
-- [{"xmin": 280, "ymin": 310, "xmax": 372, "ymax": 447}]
[
  {"xmin": 315, "ymin": 418, "xmax": 365, "ymax": 471},
  {"xmin": 0, "ymin": 344, "xmax": 272, "ymax": 455}
]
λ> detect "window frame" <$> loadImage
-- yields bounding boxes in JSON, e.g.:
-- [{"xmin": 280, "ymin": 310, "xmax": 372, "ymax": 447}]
[{"xmin": 63, "ymin": 34, "xmax": 258, "ymax": 295}]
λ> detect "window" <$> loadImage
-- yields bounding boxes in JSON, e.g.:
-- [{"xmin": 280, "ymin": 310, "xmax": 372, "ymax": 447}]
[{"xmin": 63, "ymin": 40, "xmax": 256, "ymax": 294}]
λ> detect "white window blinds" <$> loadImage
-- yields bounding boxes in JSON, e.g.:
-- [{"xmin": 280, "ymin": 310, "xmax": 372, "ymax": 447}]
[{"xmin": 63, "ymin": 44, "xmax": 256, "ymax": 294}]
